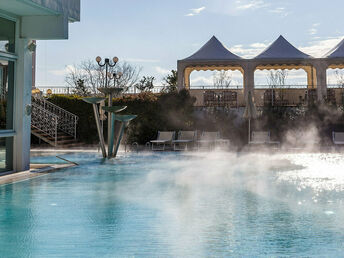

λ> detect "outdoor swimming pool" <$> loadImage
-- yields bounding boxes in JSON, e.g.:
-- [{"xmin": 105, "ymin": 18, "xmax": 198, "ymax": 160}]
[{"xmin": 1, "ymin": 151, "xmax": 344, "ymax": 257}]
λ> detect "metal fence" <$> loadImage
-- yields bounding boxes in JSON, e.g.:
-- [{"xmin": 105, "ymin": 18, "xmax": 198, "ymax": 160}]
[
  {"xmin": 190, "ymin": 84, "xmax": 344, "ymax": 89},
  {"xmin": 37, "ymin": 84, "xmax": 344, "ymax": 96},
  {"xmin": 37, "ymin": 86, "xmax": 167, "ymax": 95}
]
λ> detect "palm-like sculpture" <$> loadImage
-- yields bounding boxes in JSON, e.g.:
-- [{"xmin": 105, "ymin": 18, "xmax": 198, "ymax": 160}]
[{"xmin": 82, "ymin": 99, "xmax": 136, "ymax": 159}]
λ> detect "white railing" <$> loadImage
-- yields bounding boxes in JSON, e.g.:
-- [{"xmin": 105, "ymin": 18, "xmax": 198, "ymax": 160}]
[
  {"xmin": 32, "ymin": 97, "xmax": 79, "ymax": 139},
  {"xmin": 191, "ymin": 84, "xmax": 344, "ymax": 89},
  {"xmin": 37, "ymin": 84, "xmax": 344, "ymax": 95},
  {"xmin": 31, "ymin": 103, "xmax": 58, "ymax": 146},
  {"xmin": 38, "ymin": 86, "xmax": 166, "ymax": 95}
]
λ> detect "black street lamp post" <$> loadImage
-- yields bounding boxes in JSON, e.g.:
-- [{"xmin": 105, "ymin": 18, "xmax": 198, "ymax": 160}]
[{"xmin": 96, "ymin": 56, "xmax": 119, "ymax": 88}]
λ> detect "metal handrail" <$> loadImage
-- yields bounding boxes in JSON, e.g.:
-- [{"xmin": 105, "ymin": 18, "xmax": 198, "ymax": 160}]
[
  {"xmin": 37, "ymin": 84, "xmax": 344, "ymax": 95},
  {"xmin": 32, "ymin": 96, "xmax": 79, "ymax": 139},
  {"xmin": 38, "ymin": 85, "xmax": 167, "ymax": 95},
  {"xmin": 31, "ymin": 103, "xmax": 58, "ymax": 145}
]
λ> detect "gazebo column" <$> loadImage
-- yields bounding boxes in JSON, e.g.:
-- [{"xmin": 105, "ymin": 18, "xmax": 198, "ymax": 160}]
[
  {"xmin": 177, "ymin": 61, "xmax": 186, "ymax": 91},
  {"xmin": 184, "ymin": 68, "xmax": 192, "ymax": 90},
  {"xmin": 305, "ymin": 66, "xmax": 317, "ymax": 89},
  {"xmin": 243, "ymin": 63, "xmax": 255, "ymax": 105},
  {"xmin": 314, "ymin": 62, "xmax": 328, "ymax": 102}
]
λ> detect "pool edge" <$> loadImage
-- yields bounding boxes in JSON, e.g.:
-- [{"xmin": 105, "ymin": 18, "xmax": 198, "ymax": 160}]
[{"xmin": 0, "ymin": 163, "xmax": 76, "ymax": 186}]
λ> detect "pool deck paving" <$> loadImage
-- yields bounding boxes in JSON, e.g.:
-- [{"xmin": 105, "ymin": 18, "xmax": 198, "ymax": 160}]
[{"xmin": 0, "ymin": 163, "xmax": 76, "ymax": 185}]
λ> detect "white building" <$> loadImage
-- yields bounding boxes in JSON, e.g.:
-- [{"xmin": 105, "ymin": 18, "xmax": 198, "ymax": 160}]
[{"xmin": 0, "ymin": 0, "xmax": 80, "ymax": 174}]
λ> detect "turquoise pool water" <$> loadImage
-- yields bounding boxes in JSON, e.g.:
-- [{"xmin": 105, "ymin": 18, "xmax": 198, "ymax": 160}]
[{"xmin": 1, "ymin": 151, "xmax": 344, "ymax": 257}]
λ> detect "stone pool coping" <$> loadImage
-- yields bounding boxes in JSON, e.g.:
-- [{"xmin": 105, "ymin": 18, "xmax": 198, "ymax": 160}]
[{"xmin": 0, "ymin": 163, "xmax": 76, "ymax": 186}]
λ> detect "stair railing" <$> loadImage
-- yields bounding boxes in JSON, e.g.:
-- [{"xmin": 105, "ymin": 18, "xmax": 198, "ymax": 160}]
[
  {"xmin": 32, "ymin": 97, "xmax": 79, "ymax": 139},
  {"xmin": 31, "ymin": 102, "xmax": 58, "ymax": 146}
]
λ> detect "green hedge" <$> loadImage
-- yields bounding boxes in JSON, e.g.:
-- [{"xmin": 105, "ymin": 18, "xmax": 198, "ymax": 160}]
[
  {"xmin": 48, "ymin": 90, "xmax": 196, "ymax": 144},
  {"xmin": 48, "ymin": 92, "xmax": 344, "ymax": 147}
]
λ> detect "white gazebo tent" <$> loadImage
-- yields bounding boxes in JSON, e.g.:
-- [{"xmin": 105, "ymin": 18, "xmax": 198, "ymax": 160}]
[
  {"xmin": 253, "ymin": 35, "xmax": 316, "ymax": 90},
  {"xmin": 177, "ymin": 36, "xmax": 244, "ymax": 91},
  {"xmin": 177, "ymin": 35, "xmax": 344, "ymax": 104}
]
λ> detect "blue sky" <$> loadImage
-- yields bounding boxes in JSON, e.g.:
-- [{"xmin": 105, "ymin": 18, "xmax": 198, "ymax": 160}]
[{"xmin": 36, "ymin": 0, "xmax": 344, "ymax": 87}]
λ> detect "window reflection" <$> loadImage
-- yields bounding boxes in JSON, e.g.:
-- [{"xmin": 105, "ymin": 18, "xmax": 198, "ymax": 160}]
[
  {"xmin": 0, "ymin": 17, "xmax": 15, "ymax": 53},
  {"xmin": 0, "ymin": 137, "xmax": 13, "ymax": 172},
  {"xmin": 0, "ymin": 59, "xmax": 14, "ymax": 130}
]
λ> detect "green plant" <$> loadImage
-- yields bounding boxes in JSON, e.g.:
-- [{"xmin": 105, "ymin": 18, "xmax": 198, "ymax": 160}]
[{"xmin": 47, "ymin": 90, "xmax": 196, "ymax": 144}]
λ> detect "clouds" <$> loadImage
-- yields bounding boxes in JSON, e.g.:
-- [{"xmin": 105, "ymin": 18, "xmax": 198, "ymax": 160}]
[
  {"xmin": 155, "ymin": 66, "xmax": 170, "ymax": 75},
  {"xmin": 124, "ymin": 58, "xmax": 159, "ymax": 63},
  {"xmin": 191, "ymin": 76, "xmax": 213, "ymax": 86},
  {"xmin": 226, "ymin": 36, "xmax": 344, "ymax": 59},
  {"xmin": 236, "ymin": 0, "xmax": 267, "ymax": 10},
  {"xmin": 268, "ymin": 6, "xmax": 289, "ymax": 17},
  {"xmin": 309, "ymin": 23, "xmax": 320, "ymax": 36},
  {"xmin": 204, "ymin": 0, "xmax": 291, "ymax": 18},
  {"xmin": 229, "ymin": 42, "xmax": 269, "ymax": 58},
  {"xmin": 49, "ymin": 65, "xmax": 75, "ymax": 76},
  {"xmin": 269, "ymin": 7, "xmax": 285, "ymax": 13},
  {"xmin": 299, "ymin": 36, "xmax": 342, "ymax": 57},
  {"xmin": 185, "ymin": 6, "xmax": 206, "ymax": 17}
]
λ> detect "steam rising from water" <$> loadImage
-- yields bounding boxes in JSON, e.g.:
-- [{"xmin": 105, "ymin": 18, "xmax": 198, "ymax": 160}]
[
  {"xmin": 108, "ymin": 151, "xmax": 344, "ymax": 255},
  {"xmin": 283, "ymin": 124, "xmax": 321, "ymax": 150},
  {"xmin": 119, "ymin": 151, "xmax": 344, "ymax": 201},
  {"xmin": 22, "ymin": 151, "xmax": 344, "ymax": 256}
]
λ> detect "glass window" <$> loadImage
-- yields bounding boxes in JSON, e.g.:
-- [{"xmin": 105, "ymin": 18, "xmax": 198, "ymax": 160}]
[
  {"xmin": 0, "ymin": 59, "xmax": 14, "ymax": 130},
  {"xmin": 0, "ymin": 137, "xmax": 13, "ymax": 172},
  {"xmin": 0, "ymin": 16, "xmax": 15, "ymax": 53}
]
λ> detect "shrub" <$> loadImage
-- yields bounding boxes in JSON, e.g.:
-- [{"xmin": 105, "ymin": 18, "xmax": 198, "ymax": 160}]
[{"xmin": 47, "ymin": 90, "xmax": 196, "ymax": 144}]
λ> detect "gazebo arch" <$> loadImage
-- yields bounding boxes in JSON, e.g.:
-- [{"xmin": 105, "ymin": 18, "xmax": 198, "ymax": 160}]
[{"xmin": 323, "ymin": 39, "xmax": 344, "ymax": 103}]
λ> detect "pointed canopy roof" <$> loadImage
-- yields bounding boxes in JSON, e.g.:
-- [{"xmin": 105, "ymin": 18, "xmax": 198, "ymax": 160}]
[
  {"xmin": 255, "ymin": 35, "xmax": 311, "ymax": 59},
  {"xmin": 324, "ymin": 38, "xmax": 344, "ymax": 58},
  {"xmin": 183, "ymin": 36, "xmax": 241, "ymax": 61}
]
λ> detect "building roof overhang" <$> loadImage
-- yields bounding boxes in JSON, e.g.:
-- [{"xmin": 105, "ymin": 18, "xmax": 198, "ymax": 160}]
[{"xmin": 0, "ymin": 0, "xmax": 80, "ymax": 22}]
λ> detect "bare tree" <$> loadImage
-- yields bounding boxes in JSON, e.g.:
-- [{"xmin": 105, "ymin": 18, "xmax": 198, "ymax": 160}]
[
  {"xmin": 335, "ymin": 70, "xmax": 344, "ymax": 88},
  {"xmin": 267, "ymin": 70, "xmax": 288, "ymax": 87},
  {"xmin": 335, "ymin": 70, "xmax": 344, "ymax": 105},
  {"xmin": 116, "ymin": 62, "xmax": 142, "ymax": 91},
  {"xmin": 266, "ymin": 70, "xmax": 289, "ymax": 105},
  {"xmin": 65, "ymin": 65, "xmax": 87, "ymax": 90},
  {"xmin": 72, "ymin": 79, "xmax": 90, "ymax": 96},
  {"xmin": 65, "ymin": 60, "xmax": 141, "ymax": 94},
  {"xmin": 213, "ymin": 70, "xmax": 232, "ymax": 88}
]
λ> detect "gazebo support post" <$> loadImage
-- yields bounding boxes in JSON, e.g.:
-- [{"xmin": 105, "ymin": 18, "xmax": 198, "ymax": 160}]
[
  {"xmin": 177, "ymin": 61, "xmax": 186, "ymax": 91},
  {"xmin": 314, "ymin": 62, "xmax": 328, "ymax": 102},
  {"xmin": 243, "ymin": 63, "xmax": 255, "ymax": 107}
]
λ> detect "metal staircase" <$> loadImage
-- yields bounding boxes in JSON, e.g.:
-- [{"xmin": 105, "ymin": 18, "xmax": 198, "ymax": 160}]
[{"xmin": 31, "ymin": 97, "xmax": 79, "ymax": 147}]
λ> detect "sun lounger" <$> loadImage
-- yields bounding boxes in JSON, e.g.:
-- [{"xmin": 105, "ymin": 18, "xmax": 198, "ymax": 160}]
[
  {"xmin": 150, "ymin": 131, "xmax": 175, "ymax": 151},
  {"xmin": 198, "ymin": 131, "xmax": 219, "ymax": 148},
  {"xmin": 215, "ymin": 138, "xmax": 230, "ymax": 148},
  {"xmin": 198, "ymin": 131, "xmax": 231, "ymax": 150},
  {"xmin": 332, "ymin": 131, "xmax": 344, "ymax": 145},
  {"xmin": 197, "ymin": 131, "xmax": 230, "ymax": 150},
  {"xmin": 249, "ymin": 131, "xmax": 280, "ymax": 146},
  {"xmin": 172, "ymin": 131, "xmax": 197, "ymax": 151}
]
